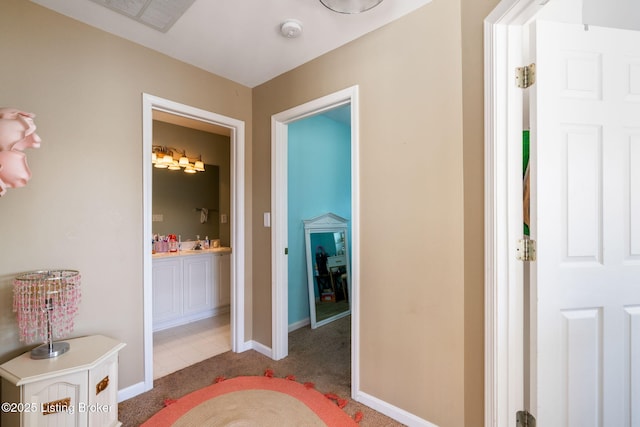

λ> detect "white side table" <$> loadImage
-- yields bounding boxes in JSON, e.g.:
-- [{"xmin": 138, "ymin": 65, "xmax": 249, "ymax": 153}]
[{"xmin": 0, "ymin": 335, "xmax": 125, "ymax": 427}]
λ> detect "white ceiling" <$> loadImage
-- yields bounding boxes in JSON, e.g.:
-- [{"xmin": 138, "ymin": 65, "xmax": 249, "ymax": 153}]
[{"xmin": 31, "ymin": 0, "xmax": 431, "ymax": 88}]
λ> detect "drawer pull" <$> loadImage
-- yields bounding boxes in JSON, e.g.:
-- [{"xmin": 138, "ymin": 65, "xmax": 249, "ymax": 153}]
[
  {"xmin": 96, "ymin": 375, "xmax": 110, "ymax": 395},
  {"xmin": 42, "ymin": 397, "xmax": 71, "ymax": 415}
]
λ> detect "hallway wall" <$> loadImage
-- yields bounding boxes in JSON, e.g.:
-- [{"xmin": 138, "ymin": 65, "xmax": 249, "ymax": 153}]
[{"xmin": 252, "ymin": 2, "xmax": 466, "ymax": 425}]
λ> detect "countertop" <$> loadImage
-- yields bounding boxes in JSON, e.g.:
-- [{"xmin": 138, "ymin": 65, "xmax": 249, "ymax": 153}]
[{"xmin": 152, "ymin": 247, "xmax": 232, "ymax": 259}]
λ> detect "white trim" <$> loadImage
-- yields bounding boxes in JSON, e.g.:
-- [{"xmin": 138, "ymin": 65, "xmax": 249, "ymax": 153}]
[
  {"xmin": 270, "ymin": 86, "xmax": 361, "ymax": 398},
  {"xmin": 118, "ymin": 381, "xmax": 146, "ymax": 403},
  {"xmin": 288, "ymin": 317, "xmax": 310, "ymax": 333},
  {"xmin": 247, "ymin": 340, "xmax": 273, "ymax": 358},
  {"xmin": 484, "ymin": 1, "xmax": 547, "ymax": 426},
  {"xmin": 271, "ymin": 114, "xmax": 289, "ymax": 361},
  {"xmin": 141, "ymin": 93, "xmax": 247, "ymax": 394},
  {"xmin": 152, "ymin": 307, "xmax": 230, "ymax": 333},
  {"xmin": 355, "ymin": 391, "xmax": 438, "ymax": 427}
]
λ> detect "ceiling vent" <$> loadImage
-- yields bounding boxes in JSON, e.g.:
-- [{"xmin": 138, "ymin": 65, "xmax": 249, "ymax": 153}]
[{"xmin": 89, "ymin": 0, "xmax": 196, "ymax": 32}]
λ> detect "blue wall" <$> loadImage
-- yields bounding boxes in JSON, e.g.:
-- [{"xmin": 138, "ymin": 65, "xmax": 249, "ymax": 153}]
[{"xmin": 288, "ymin": 112, "xmax": 351, "ymax": 326}]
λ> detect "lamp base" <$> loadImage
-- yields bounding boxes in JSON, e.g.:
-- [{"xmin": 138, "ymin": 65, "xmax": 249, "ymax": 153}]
[{"xmin": 30, "ymin": 341, "xmax": 70, "ymax": 359}]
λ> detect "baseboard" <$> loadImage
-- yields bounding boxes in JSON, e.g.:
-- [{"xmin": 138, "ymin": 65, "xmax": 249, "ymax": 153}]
[
  {"xmin": 153, "ymin": 306, "xmax": 230, "ymax": 333},
  {"xmin": 234, "ymin": 339, "xmax": 253, "ymax": 353},
  {"xmin": 355, "ymin": 390, "xmax": 438, "ymax": 427},
  {"xmin": 118, "ymin": 381, "xmax": 147, "ymax": 402},
  {"xmin": 288, "ymin": 318, "xmax": 310, "ymax": 332},
  {"xmin": 247, "ymin": 340, "xmax": 273, "ymax": 358}
]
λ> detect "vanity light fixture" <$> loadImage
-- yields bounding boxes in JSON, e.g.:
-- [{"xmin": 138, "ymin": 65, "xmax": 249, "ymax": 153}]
[
  {"xmin": 319, "ymin": 0, "xmax": 383, "ymax": 14},
  {"xmin": 194, "ymin": 157, "xmax": 205, "ymax": 172},
  {"xmin": 152, "ymin": 145, "xmax": 206, "ymax": 173}
]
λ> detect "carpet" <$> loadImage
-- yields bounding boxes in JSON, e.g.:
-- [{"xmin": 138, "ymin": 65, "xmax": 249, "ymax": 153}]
[{"xmin": 141, "ymin": 372, "xmax": 361, "ymax": 426}]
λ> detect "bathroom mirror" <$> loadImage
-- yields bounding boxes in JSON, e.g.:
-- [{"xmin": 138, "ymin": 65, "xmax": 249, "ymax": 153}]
[{"xmin": 304, "ymin": 213, "xmax": 351, "ymax": 328}]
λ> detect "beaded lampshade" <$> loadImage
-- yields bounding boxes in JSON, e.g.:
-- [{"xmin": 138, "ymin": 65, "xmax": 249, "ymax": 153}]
[{"xmin": 13, "ymin": 270, "xmax": 81, "ymax": 359}]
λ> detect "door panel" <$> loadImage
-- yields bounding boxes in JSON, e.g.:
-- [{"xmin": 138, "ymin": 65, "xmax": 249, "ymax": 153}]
[
  {"xmin": 630, "ymin": 134, "xmax": 640, "ymax": 257},
  {"xmin": 531, "ymin": 20, "xmax": 640, "ymax": 426}
]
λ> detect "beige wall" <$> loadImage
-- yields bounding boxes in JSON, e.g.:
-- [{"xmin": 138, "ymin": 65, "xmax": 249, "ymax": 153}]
[
  {"xmin": 252, "ymin": 1, "xmax": 469, "ymax": 425},
  {"xmin": 0, "ymin": 0, "xmax": 252, "ymax": 389},
  {"xmin": 0, "ymin": 0, "xmax": 498, "ymax": 425}
]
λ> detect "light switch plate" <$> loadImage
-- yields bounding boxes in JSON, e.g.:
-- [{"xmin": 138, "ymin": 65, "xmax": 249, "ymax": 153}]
[{"xmin": 264, "ymin": 212, "xmax": 271, "ymax": 227}]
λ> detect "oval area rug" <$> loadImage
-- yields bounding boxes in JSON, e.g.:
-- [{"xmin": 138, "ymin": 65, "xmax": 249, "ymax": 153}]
[{"xmin": 141, "ymin": 376, "xmax": 359, "ymax": 426}]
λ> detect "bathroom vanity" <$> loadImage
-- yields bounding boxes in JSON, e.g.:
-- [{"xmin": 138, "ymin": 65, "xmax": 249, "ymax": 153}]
[{"xmin": 152, "ymin": 248, "xmax": 231, "ymax": 331}]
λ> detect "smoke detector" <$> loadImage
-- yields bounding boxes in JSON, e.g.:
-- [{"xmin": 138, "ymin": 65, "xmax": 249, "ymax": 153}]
[{"xmin": 280, "ymin": 19, "xmax": 303, "ymax": 39}]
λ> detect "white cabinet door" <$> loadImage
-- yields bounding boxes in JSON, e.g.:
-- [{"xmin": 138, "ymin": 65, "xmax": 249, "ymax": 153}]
[
  {"xmin": 22, "ymin": 371, "xmax": 87, "ymax": 427},
  {"xmin": 88, "ymin": 354, "xmax": 119, "ymax": 427},
  {"xmin": 214, "ymin": 253, "xmax": 231, "ymax": 308},
  {"xmin": 152, "ymin": 258, "xmax": 182, "ymax": 327},
  {"xmin": 183, "ymin": 255, "xmax": 213, "ymax": 315}
]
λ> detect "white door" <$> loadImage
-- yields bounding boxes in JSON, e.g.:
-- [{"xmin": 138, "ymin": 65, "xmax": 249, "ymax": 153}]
[{"xmin": 530, "ymin": 19, "xmax": 640, "ymax": 426}]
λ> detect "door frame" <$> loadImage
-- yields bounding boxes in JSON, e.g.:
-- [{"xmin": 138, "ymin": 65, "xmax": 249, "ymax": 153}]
[
  {"xmin": 484, "ymin": 1, "xmax": 547, "ymax": 425},
  {"xmin": 142, "ymin": 93, "xmax": 247, "ymax": 392},
  {"xmin": 270, "ymin": 86, "xmax": 360, "ymax": 396}
]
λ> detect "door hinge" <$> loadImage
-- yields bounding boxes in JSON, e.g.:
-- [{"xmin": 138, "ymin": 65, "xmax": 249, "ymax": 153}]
[
  {"xmin": 516, "ymin": 63, "xmax": 536, "ymax": 88},
  {"xmin": 516, "ymin": 410, "xmax": 536, "ymax": 427},
  {"xmin": 284, "ymin": 247, "xmax": 288, "ymax": 255},
  {"xmin": 516, "ymin": 239, "xmax": 536, "ymax": 261}
]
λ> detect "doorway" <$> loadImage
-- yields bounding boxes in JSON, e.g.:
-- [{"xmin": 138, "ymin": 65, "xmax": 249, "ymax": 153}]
[
  {"xmin": 270, "ymin": 86, "xmax": 361, "ymax": 398},
  {"xmin": 150, "ymin": 116, "xmax": 231, "ymax": 379},
  {"xmin": 288, "ymin": 106, "xmax": 352, "ymax": 331},
  {"xmin": 142, "ymin": 93, "xmax": 247, "ymax": 392}
]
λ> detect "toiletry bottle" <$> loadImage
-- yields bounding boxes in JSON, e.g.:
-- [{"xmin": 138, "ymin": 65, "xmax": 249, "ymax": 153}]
[
  {"xmin": 169, "ymin": 234, "xmax": 178, "ymax": 252},
  {"xmin": 204, "ymin": 236, "xmax": 209, "ymax": 249}
]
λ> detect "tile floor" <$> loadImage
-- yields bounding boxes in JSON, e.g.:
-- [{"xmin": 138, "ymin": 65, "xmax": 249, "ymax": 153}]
[{"xmin": 153, "ymin": 313, "xmax": 231, "ymax": 379}]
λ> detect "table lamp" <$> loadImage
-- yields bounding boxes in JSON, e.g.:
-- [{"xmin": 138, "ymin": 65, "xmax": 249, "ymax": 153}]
[{"xmin": 12, "ymin": 270, "xmax": 81, "ymax": 359}]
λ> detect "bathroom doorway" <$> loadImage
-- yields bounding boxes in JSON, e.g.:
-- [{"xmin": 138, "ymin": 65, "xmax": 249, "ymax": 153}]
[
  {"xmin": 142, "ymin": 94, "xmax": 247, "ymax": 392},
  {"xmin": 150, "ymin": 113, "xmax": 231, "ymax": 379}
]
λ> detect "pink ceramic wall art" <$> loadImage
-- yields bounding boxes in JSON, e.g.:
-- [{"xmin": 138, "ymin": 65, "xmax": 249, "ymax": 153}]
[{"xmin": 0, "ymin": 108, "xmax": 41, "ymax": 196}]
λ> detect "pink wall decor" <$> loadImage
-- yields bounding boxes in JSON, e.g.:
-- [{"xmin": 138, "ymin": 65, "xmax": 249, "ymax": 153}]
[{"xmin": 0, "ymin": 108, "xmax": 42, "ymax": 196}]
